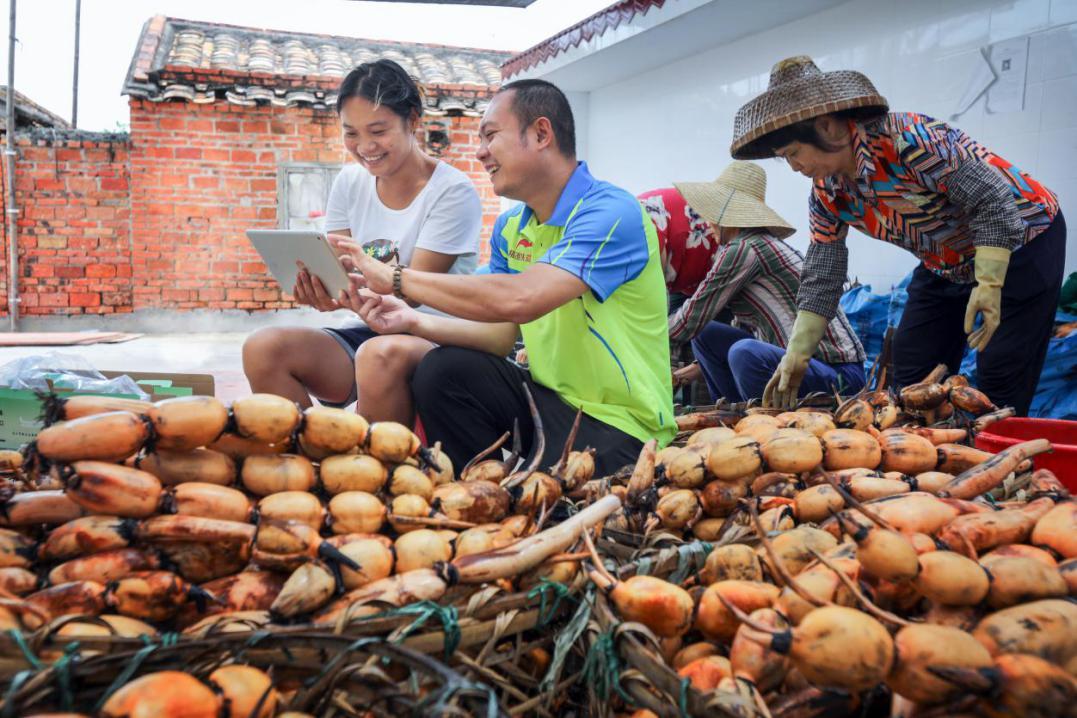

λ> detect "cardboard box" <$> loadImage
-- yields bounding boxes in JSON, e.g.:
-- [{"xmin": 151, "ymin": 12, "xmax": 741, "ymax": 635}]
[
  {"xmin": 100, "ymin": 371, "xmax": 216, "ymax": 399},
  {"xmin": 0, "ymin": 370, "xmax": 215, "ymax": 450}
]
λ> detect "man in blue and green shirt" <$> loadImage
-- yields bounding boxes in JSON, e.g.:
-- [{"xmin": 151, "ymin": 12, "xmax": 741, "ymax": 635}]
[{"xmin": 334, "ymin": 79, "xmax": 675, "ymax": 475}]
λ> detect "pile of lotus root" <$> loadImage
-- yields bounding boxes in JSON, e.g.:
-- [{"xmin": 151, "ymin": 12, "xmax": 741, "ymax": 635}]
[
  {"xmin": 0, "ymin": 389, "xmax": 619, "ymax": 717},
  {"xmin": 579, "ymin": 369, "xmax": 1075, "ymax": 718}
]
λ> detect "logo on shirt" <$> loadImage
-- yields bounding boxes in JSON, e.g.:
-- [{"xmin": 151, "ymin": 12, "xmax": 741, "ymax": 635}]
[{"xmin": 508, "ymin": 236, "xmax": 533, "ymax": 262}]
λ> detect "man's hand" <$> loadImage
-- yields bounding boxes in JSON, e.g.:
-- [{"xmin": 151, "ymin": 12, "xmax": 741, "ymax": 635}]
[
  {"xmin": 292, "ymin": 262, "xmax": 341, "ymax": 312},
  {"xmin": 330, "ymin": 235, "xmax": 394, "ymax": 296},
  {"xmin": 672, "ymin": 362, "xmax": 703, "ymax": 387},
  {"xmin": 339, "ymin": 276, "xmax": 418, "ymax": 335}
]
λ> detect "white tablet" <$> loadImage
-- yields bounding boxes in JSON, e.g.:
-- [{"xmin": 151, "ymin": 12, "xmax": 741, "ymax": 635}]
[{"xmin": 245, "ymin": 229, "xmax": 351, "ymax": 298}]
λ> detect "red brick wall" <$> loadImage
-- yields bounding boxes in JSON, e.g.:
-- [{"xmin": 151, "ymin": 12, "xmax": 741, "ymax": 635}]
[
  {"xmin": 0, "ymin": 99, "xmax": 498, "ymax": 316},
  {"xmin": 127, "ymin": 100, "xmax": 497, "ymax": 312},
  {"xmin": 128, "ymin": 100, "xmax": 315, "ymax": 312},
  {"xmin": 0, "ymin": 133, "xmax": 132, "ymax": 315}
]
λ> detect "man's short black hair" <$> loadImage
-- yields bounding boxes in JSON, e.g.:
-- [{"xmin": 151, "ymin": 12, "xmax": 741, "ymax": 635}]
[{"xmin": 498, "ymin": 79, "xmax": 576, "ymax": 158}]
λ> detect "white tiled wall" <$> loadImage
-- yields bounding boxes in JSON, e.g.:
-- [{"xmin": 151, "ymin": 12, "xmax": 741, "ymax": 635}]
[{"xmin": 578, "ymin": 0, "xmax": 1077, "ymax": 292}]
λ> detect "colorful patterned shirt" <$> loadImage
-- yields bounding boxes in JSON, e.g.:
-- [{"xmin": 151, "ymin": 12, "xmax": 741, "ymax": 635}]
[
  {"xmin": 489, "ymin": 162, "xmax": 676, "ymax": 447},
  {"xmin": 801, "ymin": 112, "xmax": 1059, "ymax": 319},
  {"xmin": 650, "ymin": 215, "xmax": 865, "ymax": 365}
]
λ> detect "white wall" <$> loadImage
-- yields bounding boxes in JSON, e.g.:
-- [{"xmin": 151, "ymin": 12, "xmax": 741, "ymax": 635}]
[
  {"xmin": 564, "ymin": 91, "xmax": 591, "ymax": 161},
  {"xmin": 574, "ymin": 0, "xmax": 1077, "ymax": 293}
]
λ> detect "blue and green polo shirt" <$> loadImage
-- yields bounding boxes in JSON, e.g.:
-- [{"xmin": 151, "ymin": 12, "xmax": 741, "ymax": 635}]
[{"xmin": 488, "ymin": 162, "xmax": 675, "ymax": 447}]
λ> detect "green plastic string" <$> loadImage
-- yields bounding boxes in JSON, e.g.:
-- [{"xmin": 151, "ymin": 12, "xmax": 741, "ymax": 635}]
[
  {"xmin": 5, "ymin": 630, "xmax": 42, "ymax": 671},
  {"xmin": 301, "ymin": 636, "xmax": 382, "ymax": 691},
  {"xmin": 668, "ymin": 541, "xmax": 713, "ymax": 585},
  {"xmin": 53, "ymin": 643, "xmax": 79, "ymax": 711},
  {"xmin": 635, "ymin": 557, "xmax": 653, "ymax": 576},
  {"xmin": 418, "ymin": 674, "xmax": 501, "ymax": 718},
  {"xmin": 1, "ymin": 670, "xmax": 32, "ymax": 718},
  {"xmin": 93, "ymin": 640, "xmax": 160, "ymax": 713},
  {"xmin": 245, "ymin": 630, "xmax": 272, "ymax": 648},
  {"xmin": 581, "ymin": 630, "xmax": 631, "ymax": 703},
  {"xmin": 540, "ymin": 585, "xmax": 593, "ymax": 694},
  {"xmin": 379, "ymin": 601, "xmax": 461, "ymax": 661},
  {"xmin": 242, "ymin": 630, "xmax": 294, "ymax": 665},
  {"xmin": 526, "ymin": 578, "xmax": 573, "ymax": 626},
  {"xmin": 678, "ymin": 676, "xmax": 692, "ymax": 718}
]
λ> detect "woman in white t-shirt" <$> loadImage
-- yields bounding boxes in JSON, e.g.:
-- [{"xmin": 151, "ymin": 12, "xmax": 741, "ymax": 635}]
[{"xmin": 243, "ymin": 60, "xmax": 481, "ymax": 422}]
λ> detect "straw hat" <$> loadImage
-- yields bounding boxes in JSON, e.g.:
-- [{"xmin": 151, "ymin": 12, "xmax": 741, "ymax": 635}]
[
  {"xmin": 674, "ymin": 161, "xmax": 795, "ymax": 240},
  {"xmin": 730, "ymin": 55, "xmax": 888, "ymax": 160}
]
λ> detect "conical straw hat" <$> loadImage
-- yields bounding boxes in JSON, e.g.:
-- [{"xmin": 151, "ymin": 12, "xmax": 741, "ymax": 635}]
[
  {"xmin": 674, "ymin": 161, "xmax": 795, "ymax": 239},
  {"xmin": 731, "ymin": 55, "xmax": 888, "ymax": 160}
]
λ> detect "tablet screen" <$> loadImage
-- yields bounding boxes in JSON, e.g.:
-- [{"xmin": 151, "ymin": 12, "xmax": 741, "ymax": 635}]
[{"xmin": 246, "ymin": 230, "xmax": 352, "ymax": 298}]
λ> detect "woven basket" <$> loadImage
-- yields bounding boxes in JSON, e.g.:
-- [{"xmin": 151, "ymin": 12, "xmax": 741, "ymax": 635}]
[
  {"xmin": 1, "ymin": 631, "xmax": 504, "ymax": 717},
  {"xmin": 0, "ymin": 577, "xmax": 585, "ymax": 717}
]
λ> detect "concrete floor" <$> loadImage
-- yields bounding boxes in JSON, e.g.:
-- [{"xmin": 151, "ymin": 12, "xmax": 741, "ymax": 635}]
[
  {"xmin": 0, "ymin": 307, "xmax": 368, "ymax": 404},
  {"xmin": 0, "ymin": 333, "xmax": 252, "ymax": 403}
]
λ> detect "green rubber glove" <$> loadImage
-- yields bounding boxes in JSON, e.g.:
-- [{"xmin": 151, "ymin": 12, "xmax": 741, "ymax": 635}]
[
  {"xmin": 763, "ymin": 310, "xmax": 829, "ymax": 409},
  {"xmin": 964, "ymin": 246, "xmax": 1011, "ymax": 352}
]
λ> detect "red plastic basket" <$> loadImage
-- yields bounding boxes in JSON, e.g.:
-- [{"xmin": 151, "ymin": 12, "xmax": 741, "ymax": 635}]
[{"xmin": 975, "ymin": 417, "xmax": 1077, "ymax": 492}]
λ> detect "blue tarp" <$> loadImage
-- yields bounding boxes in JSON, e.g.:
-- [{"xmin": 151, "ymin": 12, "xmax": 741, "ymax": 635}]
[
  {"xmin": 839, "ymin": 275, "xmax": 1077, "ymax": 420},
  {"xmin": 836, "ymin": 285, "xmax": 888, "ymax": 362}
]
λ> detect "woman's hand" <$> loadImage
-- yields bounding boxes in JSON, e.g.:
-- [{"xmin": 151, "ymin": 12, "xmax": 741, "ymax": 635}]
[
  {"xmin": 672, "ymin": 361, "xmax": 703, "ymax": 387},
  {"xmin": 964, "ymin": 247, "xmax": 1010, "ymax": 351},
  {"xmin": 339, "ymin": 275, "xmax": 418, "ymax": 335},
  {"xmin": 292, "ymin": 262, "xmax": 341, "ymax": 312},
  {"xmin": 330, "ymin": 235, "xmax": 394, "ymax": 296}
]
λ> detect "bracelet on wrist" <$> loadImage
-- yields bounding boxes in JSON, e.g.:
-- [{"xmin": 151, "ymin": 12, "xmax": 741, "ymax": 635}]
[{"xmin": 392, "ymin": 264, "xmax": 407, "ymax": 300}]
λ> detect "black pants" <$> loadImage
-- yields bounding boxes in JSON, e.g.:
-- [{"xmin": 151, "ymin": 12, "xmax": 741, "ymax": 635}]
[
  {"xmin": 412, "ymin": 347, "xmax": 644, "ymax": 478},
  {"xmin": 893, "ymin": 212, "xmax": 1066, "ymax": 415}
]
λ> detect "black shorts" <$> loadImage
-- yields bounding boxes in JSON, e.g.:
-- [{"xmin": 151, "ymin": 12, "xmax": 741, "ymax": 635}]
[
  {"xmin": 411, "ymin": 346, "xmax": 644, "ymax": 477},
  {"xmin": 320, "ymin": 322, "xmax": 379, "ymax": 408}
]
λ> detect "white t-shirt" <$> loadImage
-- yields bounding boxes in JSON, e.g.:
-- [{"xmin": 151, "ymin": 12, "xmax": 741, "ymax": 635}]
[{"xmin": 324, "ymin": 160, "xmax": 481, "ymax": 275}]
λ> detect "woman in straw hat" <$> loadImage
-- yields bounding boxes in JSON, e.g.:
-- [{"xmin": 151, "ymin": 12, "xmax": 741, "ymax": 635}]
[
  {"xmin": 732, "ymin": 56, "xmax": 1065, "ymax": 414},
  {"xmin": 639, "ymin": 160, "xmax": 865, "ymax": 403}
]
